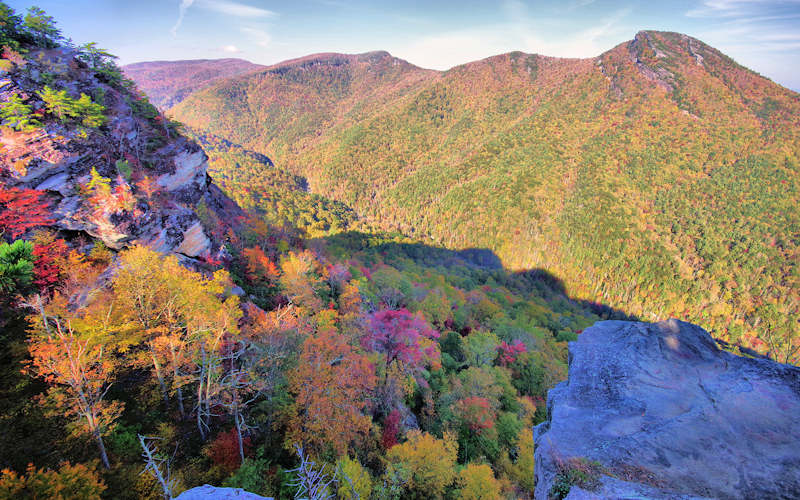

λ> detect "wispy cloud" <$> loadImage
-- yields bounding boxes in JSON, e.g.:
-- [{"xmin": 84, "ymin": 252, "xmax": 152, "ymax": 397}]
[
  {"xmin": 171, "ymin": 0, "xmax": 195, "ymax": 37},
  {"xmin": 171, "ymin": 0, "xmax": 276, "ymax": 36},
  {"xmin": 392, "ymin": 6, "xmax": 631, "ymax": 70},
  {"xmin": 687, "ymin": 0, "xmax": 800, "ymax": 18},
  {"xmin": 220, "ymin": 44, "xmax": 242, "ymax": 53},
  {"xmin": 686, "ymin": 0, "xmax": 800, "ymax": 89},
  {"xmin": 199, "ymin": 0, "xmax": 277, "ymax": 18},
  {"xmin": 241, "ymin": 26, "xmax": 272, "ymax": 48}
]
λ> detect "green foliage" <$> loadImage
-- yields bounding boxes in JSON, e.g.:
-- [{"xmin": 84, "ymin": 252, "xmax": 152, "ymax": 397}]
[
  {"xmin": 0, "ymin": 239, "xmax": 33, "ymax": 296},
  {"xmin": 549, "ymin": 458, "xmax": 605, "ymax": 500},
  {"xmin": 38, "ymin": 86, "xmax": 106, "ymax": 128},
  {"xmin": 0, "ymin": 94, "xmax": 40, "ymax": 131},
  {"xmin": 222, "ymin": 459, "xmax": 274, "ymax": 497},
  {"xmin": 168, "ymin": 30, "xmax": 800, "ymax": 363},
  {"xmin": 115, "ymin": 159, "xmax": 132, "ymax": 180},
  {"xmin": 23, "ymin": 6, "xmax": 61, "ymax": 47}
]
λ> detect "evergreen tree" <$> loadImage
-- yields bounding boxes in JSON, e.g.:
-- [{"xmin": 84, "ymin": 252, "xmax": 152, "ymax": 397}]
[
  {"xmin": 23, "ymin": 6, "xmax": 60, "ymax": 47},
  {"xmin": 0, "ymin": 94, "xmax": 40, "ymax": 131},
  {"xmin": 0, "ymin": 239, "xmax": 33, "ymax": 296}
]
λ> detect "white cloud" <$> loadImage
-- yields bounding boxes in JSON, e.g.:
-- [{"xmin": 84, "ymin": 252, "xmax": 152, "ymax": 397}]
[
  {"xmin": 171, "ymin": 0, "xmax": 276, "ymax": 36},
  {"xmin": 198, "ymin": 0, "xmax": 277, "ymax": 18},
  {"xmin": 171, "ymin": 0, "xmax": 195, "ymax": 37},
  {"xmin": 221, "ymin": 44, "xmax": 242, "ymax": 53}
]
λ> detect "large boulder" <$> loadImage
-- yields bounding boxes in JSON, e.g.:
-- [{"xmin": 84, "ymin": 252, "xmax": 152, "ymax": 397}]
[
  {"xmin": 534, "ymin": 319, "xmax": 800, "ymax": 500},
  {"xmin": 175, "ymin": 485, "xmax": 272, "ymax": 499}
]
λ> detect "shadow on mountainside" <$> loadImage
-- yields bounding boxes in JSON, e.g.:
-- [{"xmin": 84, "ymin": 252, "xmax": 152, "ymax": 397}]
[{"xmin": 311, "ymin": 230, "xmax": 638, "ymax": 323}]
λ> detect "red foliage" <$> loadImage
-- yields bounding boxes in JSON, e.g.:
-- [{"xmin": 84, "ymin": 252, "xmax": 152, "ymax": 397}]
[
  {"xmin": 32, "ymin": 238, "xmax": 68, "ymax": 296},
  {"xmin": 363, "ymin": 308, "xmax": 440, "ymax": 372},
  {"xmin": 0, "ymin": 184, "xmax": 53, "ymax": 239},
  {"xmin": 497, "ymin": 340, "xmax": 527, "ymax": 366},
  {"xmin": 382, "ymin": 409, "xmax": 402, "ymax": 449},
  {"xmin": 207, "ymin": 428, "xmax": 251, "ymax": 473},
  {"xmin": 456, "ymin": 396, "xmax": 495, "ymax": 432}
]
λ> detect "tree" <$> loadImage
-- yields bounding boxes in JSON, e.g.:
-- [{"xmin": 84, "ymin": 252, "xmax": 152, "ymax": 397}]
[
  {"xmin": 288, "ymin": 446, "xmax": 335, "ymax": 500},
  {"xmin": 0, "ymin": 3, "xmax": 24, "ymax": 50},
  {"xmin": 336, "ymin": 456, "xmax": 372, "ymax": 500},
  {"xmin": 74, "ymin": 93, "xmax": 106, "ymax": 128},
  {"xmin": 463, "ymin": 331, "xmax": 500, "ymax": 367},
  {"xmin": 0, "ymin": 94, "xmax": 41, "ymax": 131},
  {"xmin": 363, "ymin": 308, "xmax": 440, "ymax": 378},
  {"xmin": 23, "ymin": 6, "xmax": 60, "ymax": 47},
  {"xmin": 78, "ymin": 42, "xmax": 118, "ymax": 70},
  {"xmin": 38, "ymin": 86, "xmax": 77, "ymax": 122},
  {"xmin": 26, "ymin": 319, "xmax": 123, "ymax": 468},
  {"xmin": 0, "ymin": 462, "xmax": 106, "ymax": 499},
  {"xmin": 286, "ymin": 327, "xmax": 376, "ymax": 457},
  {"xmin": 385, "ymin": 430, "xmax": 458, "ymax": 499},
  {"xmin": 31, "ymin": 234, "xmax": 68, "ymax": 296},
  {"xmin": 457, "ymin": 463, "xmax": 501, "ymax": 500},
  {"xmin": 0, "ymin": 239, "xmax": 33, "ymax": 296},
  {"xmin": 280, "ymin": 250, "xmax": 328, "ymax": 313},
  {"xmin": 510, "ymin": 427, "xmax": 535, "ymax": 493},
  {"xmin": 0, "ymin": 185, "xmax": 53, "ymax": 240},
  {"xmin": 138, "ymin": 434, "xmax": 177, "ymax": 500}
]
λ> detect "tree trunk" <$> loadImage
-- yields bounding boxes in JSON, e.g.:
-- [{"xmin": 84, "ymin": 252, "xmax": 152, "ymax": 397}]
[
  {"xmin": 234, "ymin": 407, "xmax": 244, "ymax": 464},
  {"xmin": 196, "ymin": 348, "xmax": 207, "ymax": 440},
  {"xmin": 151, "ymin": 349, "xmax": 169, "ymax": 408},
  {"xmin": 176, "ymin": 386, "xmax": 185, "ymax": 419},
  {"xmin": 95, "ymin": 430, "xmax": 110, "ymax": 469}
]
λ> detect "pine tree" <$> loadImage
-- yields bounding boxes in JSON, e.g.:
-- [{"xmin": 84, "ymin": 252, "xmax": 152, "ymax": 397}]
[
  {"xmin": 38, "ymin": 86, "xmax": 77, "ymax": 122},
  {"xmin": 0, "ymin": 93, "xmax": 41, "ymax": 131}
]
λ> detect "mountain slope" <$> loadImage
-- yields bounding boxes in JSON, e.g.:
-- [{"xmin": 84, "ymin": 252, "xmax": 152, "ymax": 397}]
[
  {"xmin": 154, "ymin": 32, "xmax": 800, "ymax": 362},
  {"xmin": 122, "ymin": 58, "xmax": 264, "ymax": 109}
]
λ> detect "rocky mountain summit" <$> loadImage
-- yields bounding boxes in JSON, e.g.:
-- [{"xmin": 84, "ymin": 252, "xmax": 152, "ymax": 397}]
[
  {"xmin": 0, "ymin": 46, "xmax": 241, "ymax": 261},
  {"xmin": 534, "ymin": 319, "xmax": 800, "ymax": 499}
]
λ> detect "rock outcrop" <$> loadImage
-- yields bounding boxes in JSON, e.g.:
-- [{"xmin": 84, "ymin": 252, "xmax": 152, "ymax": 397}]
[
  {"xmin": 0, "ymin": 47, "xmax": 241, "ymax": 260},
  {"xmin": 175, "ymin": 485, "xmax": 272, "ymax": 500},
  {"xmin": 534, "ymin": 319, "xmax": 800, "ymax": 500}
]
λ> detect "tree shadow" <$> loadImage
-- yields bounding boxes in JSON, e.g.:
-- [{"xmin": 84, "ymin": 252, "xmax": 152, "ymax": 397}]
[{"xmin": 311, "ymin": 230, "xmax": 637, "ymax": 322}]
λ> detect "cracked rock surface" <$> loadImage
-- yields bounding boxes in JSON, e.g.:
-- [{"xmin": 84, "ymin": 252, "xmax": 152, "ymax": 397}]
[{"xmin": 534, "ymin": 319, "xmax": 800, "ymax": 500}]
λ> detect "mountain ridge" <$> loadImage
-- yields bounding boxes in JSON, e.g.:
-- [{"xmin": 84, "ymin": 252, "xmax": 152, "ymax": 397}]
[{"xmin": 130, "ymin": 30, "xmax": 800, "ymax": 363}]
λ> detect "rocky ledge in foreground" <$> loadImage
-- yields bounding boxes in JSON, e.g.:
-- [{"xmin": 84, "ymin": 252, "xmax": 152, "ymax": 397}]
[
  {"xmin": 534, "ymin": 319, "xmax": 800, "ymax": 500},
  {"xmin": 175, "ymin": 485, "xmax": 272, "ymax": 499}
]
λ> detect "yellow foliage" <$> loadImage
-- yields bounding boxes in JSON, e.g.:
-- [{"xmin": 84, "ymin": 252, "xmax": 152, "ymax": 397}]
[
  {"xmin": 385, "ymin": 430, "xmax": 458, "ymax": 499},
  {"xmin": 457, "ymin": 463, "xmax": 501, "ymax": 500}
]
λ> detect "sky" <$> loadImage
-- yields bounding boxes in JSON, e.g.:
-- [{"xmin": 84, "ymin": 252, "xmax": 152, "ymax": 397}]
[{"xmin": 6, "ymin": 0, "xmax": 800, "ymax": 91}]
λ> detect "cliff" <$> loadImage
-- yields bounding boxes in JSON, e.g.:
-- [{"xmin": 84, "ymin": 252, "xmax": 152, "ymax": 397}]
[
  {"xmin": 0, "ymin": 47, "xmax": 242, "ymax": 260},
  {"xmin": 534, "ymin": 319, "xmax": 800, "ymax": 499}
]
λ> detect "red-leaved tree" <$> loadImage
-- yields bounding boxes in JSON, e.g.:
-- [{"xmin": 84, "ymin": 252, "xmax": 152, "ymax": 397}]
[
  {"xmin": 0, "ymin": 184, "xmax": 53, "ymax": 239},
  {"xmin": 363, "ymin": 309, "xmax": 440, "ymax": 376}
]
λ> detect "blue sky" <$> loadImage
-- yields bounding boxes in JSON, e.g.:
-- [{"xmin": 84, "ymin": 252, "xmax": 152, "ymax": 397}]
[{"xmin": 7, "ymin": 0, "xmax": 800, "ymax": 90}]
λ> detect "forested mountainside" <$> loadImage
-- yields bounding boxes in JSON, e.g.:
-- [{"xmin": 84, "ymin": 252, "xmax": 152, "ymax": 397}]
[
  {"xmin": 162, "ymin": 32, "xmax": 800, "ymax": 363},
  {"xmin": 121, "ymin": 59, "xmax": 264, "ymax": 109},
  {"xmin": 0, "ymin": 4, "xmax": 610, "ymax": 499}
]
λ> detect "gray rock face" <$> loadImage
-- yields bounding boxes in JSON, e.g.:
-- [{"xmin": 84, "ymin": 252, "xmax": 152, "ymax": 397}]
[
  {"xmin": 0, "ymin": 48, "xmax": 243, "ymax": 260},
  {"xmin": 534, "ymin": 319, "xmax": 800, "ymax": 500},
  {"xmin": 175, "ymin": 485, "xmax": 272, "ymax": 500}
]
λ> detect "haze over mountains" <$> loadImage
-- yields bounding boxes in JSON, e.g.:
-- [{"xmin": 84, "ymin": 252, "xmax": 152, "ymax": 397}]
[
  {"xmin": 125, "ymin": 30, "xmax": 800, "ymax": 363},
  {"xmin": 122, "ymin": 58, "xmax": 264, "ymax": 109}
]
